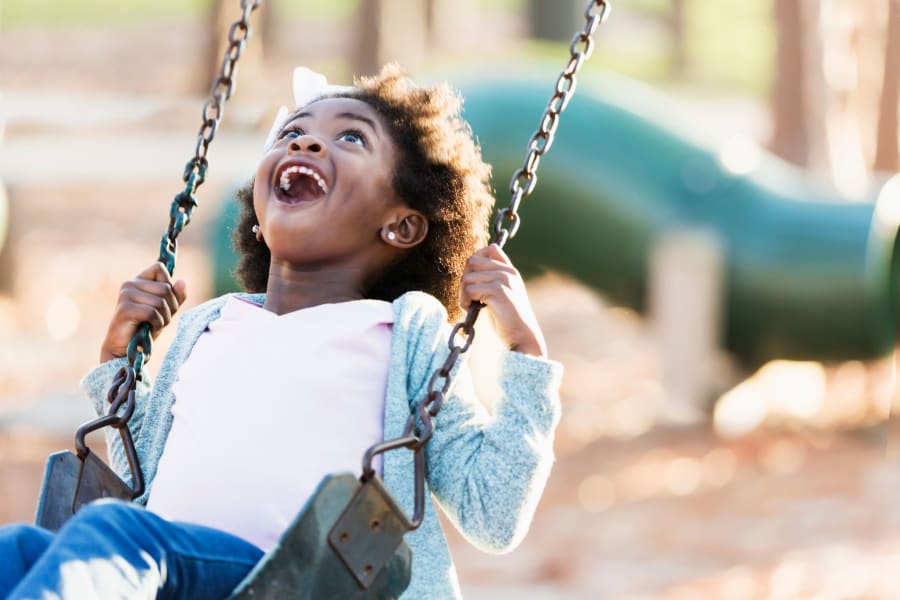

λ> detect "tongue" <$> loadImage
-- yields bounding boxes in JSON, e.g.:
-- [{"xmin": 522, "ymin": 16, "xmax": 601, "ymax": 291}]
[{"xmin": 283, "ymin": 176, "xmax": 322, "ymax": 203}]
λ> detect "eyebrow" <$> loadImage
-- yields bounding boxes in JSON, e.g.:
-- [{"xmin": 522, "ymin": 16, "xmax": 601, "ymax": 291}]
[{"xmin": 285, "ymin": 110, "xmax": 380, "ymax": 135}]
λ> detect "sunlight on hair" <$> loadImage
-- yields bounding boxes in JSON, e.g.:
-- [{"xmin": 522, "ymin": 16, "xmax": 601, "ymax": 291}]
[
  {"xmin": 45, "ymin": 295, "xmax": 80, "ymax": 341},
  {"xmin": 718, "ymin": 136, "xmax": 762, "ymax": 175}
]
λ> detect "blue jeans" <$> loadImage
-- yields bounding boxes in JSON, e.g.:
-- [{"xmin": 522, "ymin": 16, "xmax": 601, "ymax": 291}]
[{"xmin": 0, "ymin": 499, "xmax": 264, "ymax": 599}]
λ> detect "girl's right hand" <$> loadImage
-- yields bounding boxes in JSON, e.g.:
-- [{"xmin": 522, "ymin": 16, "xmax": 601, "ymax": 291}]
[{"xmin": 99, "ymin": 262, "xmax": 187, "ymax": 363}]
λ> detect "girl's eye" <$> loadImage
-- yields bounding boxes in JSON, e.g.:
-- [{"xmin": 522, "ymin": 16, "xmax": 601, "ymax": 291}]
[
  {"xmin": 278, "ymin": 127, "xmax": 303, "ymax": 141},
  {"xmin": 338, "ymin": 130, "xmax": 366, "ymax": 146}
]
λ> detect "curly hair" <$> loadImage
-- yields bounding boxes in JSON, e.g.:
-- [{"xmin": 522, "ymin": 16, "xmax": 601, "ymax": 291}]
[{"xmin": 232, "ymin": 63, "xmax": 495, "ymax": 320}]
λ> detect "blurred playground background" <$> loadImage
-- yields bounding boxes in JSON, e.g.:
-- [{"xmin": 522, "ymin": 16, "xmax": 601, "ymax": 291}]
[{"xmin": 1, "ymin": 0, "xmax": 900, "ymax": 597}]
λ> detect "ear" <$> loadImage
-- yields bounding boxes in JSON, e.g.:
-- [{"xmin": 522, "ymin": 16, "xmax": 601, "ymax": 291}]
[{"xmin": 381, "ymin": 210, "xmax": 429, "ymax": 249}]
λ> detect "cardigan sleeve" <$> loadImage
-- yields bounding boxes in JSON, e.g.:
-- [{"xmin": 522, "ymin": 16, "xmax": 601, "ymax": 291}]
[
  {"xmin": 409, "ymin": 303, "xmax": 564, "ymax": 554},
  {"xmin": 80, "ymin": 359, "xmax": 153, "ymax": 488}
]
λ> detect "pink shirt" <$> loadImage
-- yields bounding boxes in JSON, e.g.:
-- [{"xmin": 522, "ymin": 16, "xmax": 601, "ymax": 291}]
[{"xmin": 146, "ymin": 296, "xmax": 393, "ymax": 550}]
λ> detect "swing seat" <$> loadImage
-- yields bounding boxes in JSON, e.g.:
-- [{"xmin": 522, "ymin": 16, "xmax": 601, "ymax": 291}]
[
  {"xmin": 228, "ymin": 473, "xmax": 412, "ymax": 599},
  {"xmin": 34, "ymin": 450, "xmax": 133, "ymax": 532}
]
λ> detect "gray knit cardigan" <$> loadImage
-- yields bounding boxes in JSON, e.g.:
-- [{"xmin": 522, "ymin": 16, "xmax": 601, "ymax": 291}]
[{"xmin": 81, "ymin": 291, "xmax": 563, "ymax": 599}]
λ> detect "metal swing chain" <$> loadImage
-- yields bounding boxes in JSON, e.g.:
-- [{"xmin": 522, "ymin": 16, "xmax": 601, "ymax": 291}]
[
  {"xmin": 362, "ymin": 0, "xmax": 611, "ymax": 529},
  {"xmin": 129, "ymin": 0, "xmax": 262, "ymax": 375},
  {"xmin": 88, "ymin": 0, "xmax": 263, "ymax": 498}
]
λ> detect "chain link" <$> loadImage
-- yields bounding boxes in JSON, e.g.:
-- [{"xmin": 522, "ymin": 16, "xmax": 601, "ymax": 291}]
[
  {"xmin": 86, "ymin": 0, "xmax": 263, "ymax": 497},
  {"xmin": 386, "ymin": 3, "xmax": 610, "ymax": 519},
  {"xmin": 126, "ymin": 0, "xmax": 262, "ymax": 381}
]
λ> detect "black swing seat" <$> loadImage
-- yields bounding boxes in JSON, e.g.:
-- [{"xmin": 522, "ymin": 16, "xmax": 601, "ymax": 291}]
[
  {"xmin": 228, "ymin": 472, "xmax": 412, "ymax": 599},
  {"xmin": 35, "ymin": 398, "xmax": 144, "ymax": 533},
  {"xmin": 35, "ymin": 449, "xmax": 133, "ymax": 532},
  {"xmin": 34, "ymin": 395, "xmax": 416, "ymax": 598},
  {"xmin": 36, "ymin": 464, "xmax": 412, "ymax": 598}
]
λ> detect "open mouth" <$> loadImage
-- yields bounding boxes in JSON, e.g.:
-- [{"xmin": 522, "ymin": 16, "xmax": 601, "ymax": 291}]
[{"xmin": 275, "ymin": 165, "xmax": 329, "ymax": 204}]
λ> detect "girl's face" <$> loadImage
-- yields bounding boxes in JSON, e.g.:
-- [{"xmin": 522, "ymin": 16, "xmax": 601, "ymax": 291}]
[{"xmin": 253, "ymin": 97, "xmax": 406, "ymax": 268}]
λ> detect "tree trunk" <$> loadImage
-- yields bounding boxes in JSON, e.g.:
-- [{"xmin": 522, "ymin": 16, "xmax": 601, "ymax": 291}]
[
  {"xmin": 669, "ymin": 0, "xmax": 687, "ymax": 76},
  {"xmin": 353, "ymin": 0, "xmax": 428, "ymax": 77},
  {"xmin": 815, "ymin": 0, "xmax": 885, "ymax": 195},
  {"xmin": 770, "ymin": 0, "xmax": 811, "ymax": 166},
  {"xmin": 874, "ymin": 0, "xmax": 900, "ymax": 171},
  {"xmin": 528, "ymin": 0, "xmax": 581, "ymax": 41},
  {"xmin": 204, "ymin": 0, "xmax": 268, "ymax": 95}
]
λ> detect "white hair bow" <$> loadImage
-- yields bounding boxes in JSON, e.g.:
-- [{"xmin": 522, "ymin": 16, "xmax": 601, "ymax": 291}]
[{"xmin": 262, "ymin": 67, "xmax": 353, "ymax": 152}]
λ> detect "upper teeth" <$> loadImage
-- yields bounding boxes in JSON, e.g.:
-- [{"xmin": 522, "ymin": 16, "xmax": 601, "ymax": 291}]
[{"xmin": 279, "ymin": 165, "xmax": 328, "ymax": 195}]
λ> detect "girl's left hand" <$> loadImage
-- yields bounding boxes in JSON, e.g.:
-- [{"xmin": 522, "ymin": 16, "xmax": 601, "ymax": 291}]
[{"xmin": 460, "ymin": 244, "xmax": 548, "ymax": 358}]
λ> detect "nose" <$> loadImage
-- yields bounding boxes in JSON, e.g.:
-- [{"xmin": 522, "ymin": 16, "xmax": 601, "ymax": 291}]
[{"xmin": 288, "ymin": 134, "xmax": 326, "ymax": 156}]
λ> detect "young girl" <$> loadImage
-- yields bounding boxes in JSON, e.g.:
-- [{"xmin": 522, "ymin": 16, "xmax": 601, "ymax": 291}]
[{"xmin": 0, "ymin": 64, "xmax": 562, "ymax": 599}]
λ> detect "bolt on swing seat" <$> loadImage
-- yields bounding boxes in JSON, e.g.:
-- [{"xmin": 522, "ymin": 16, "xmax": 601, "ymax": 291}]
[{"xmin": 31, "ymin": 1, "xmax": 608, "ymax": 596}]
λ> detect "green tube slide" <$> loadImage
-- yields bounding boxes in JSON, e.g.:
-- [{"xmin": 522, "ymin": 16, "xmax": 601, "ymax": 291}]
[{"xmin": 458, "ymin": 73, "xmax": 900, "ymax": 366}]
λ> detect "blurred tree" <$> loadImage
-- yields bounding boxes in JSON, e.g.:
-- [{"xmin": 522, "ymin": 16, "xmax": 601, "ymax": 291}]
[
  {"xmin": 770, "ymin": 0, "xmax": 811, "ymax": 166},
  {"xmin": 352, "ymin": 0, "xmax": 428, "ymax": 76},
  {"xmin": 669, "ymin": 0, "xmax": 687, "ymax": 76},
  {"xmin": 874, "ymin": 0, "xmax": 899, "ymax": 172},
  {"xmin": 814, "ymin": 0, "xmax": 887, "ymax": 194},
  {"xmin": 205, "ymin": 0, "xmax": 271, "ymax": 95},
  {"xmin": 528, "ymin": 0, "xmax": 582, "ymax": 41},
  {"xmin": 423, "ymin": 0, "xmax": 457, "ymax": 53},
  {"xmin": 425, "ymin": 0, "xmax": 438, "ymax": 47},
  {"xmin": 771, "ymin": 0, "xmax": 891, "ymax": 193}
]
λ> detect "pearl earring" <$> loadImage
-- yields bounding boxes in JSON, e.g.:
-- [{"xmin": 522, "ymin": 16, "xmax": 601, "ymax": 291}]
[
  {"xmin": 386, "ymin": 231, "xmax": 397, "ymax": 241},
  {"xmin": 252, "ymin": 224, "xmax": 263, "ymax": 242}
]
